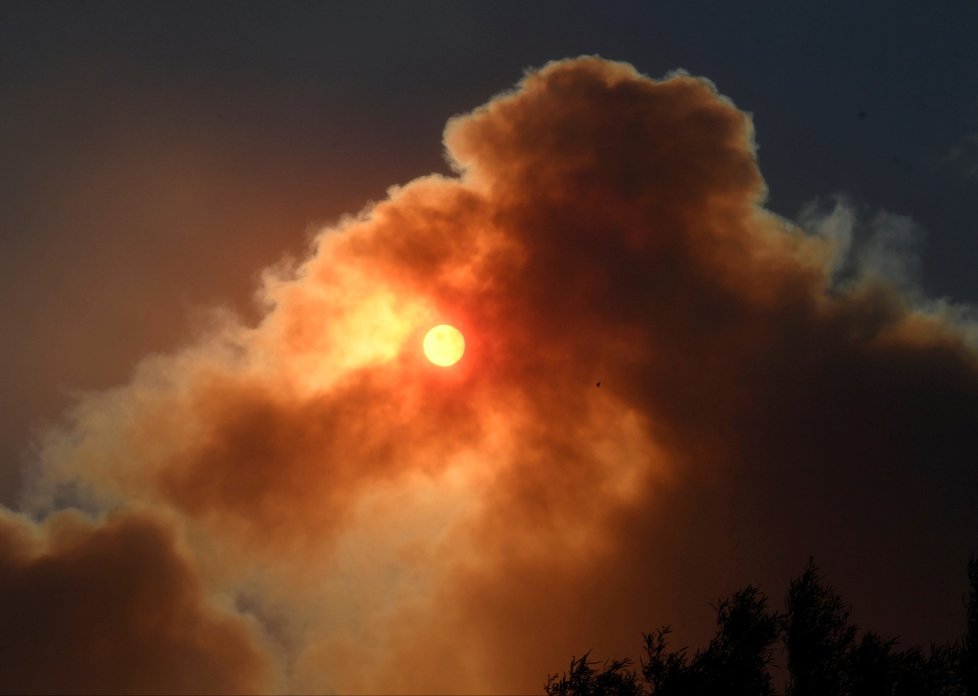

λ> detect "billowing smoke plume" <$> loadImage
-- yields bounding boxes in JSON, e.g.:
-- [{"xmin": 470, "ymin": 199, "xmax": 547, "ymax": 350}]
[{"xmin": 4, "ymin": 57, "xmax": 976, "ymax": 694}]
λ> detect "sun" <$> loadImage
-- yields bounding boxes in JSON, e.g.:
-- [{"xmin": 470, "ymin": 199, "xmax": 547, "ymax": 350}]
[{"xmin": 423, "ymin": 324, "xmax": 465, "ymax": 367}]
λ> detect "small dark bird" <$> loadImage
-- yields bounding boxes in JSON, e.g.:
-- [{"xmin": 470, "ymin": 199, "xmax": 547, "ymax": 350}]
[{"xmin": 595, "ymin": 381, "xmax": 601, "ymax": 388}]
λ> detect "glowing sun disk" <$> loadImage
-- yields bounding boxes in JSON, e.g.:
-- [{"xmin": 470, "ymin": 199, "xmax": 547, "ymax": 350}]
[{"xmin": 423, "ymin": 325, "xmax": 465, "ymax": 367}]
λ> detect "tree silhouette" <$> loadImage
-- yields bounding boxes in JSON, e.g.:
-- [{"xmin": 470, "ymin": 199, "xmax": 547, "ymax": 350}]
[
  {"xmin": 849, "ymin": 631, "xmax": 898, "ymax": 695},
  {"xmin": 641, "ymin": 627, "xmax": 698, "ymax": 695},
  {"xmin": 964, "ymin": 554, "xmax": 977, "ymax": 695},
  {"xmin": 545, "ymin": 554, "xmax": 976, "ymax": 696},
  {"xmin": 692, "ymin": 586, "xmax": 781, "ymax": 695},
  {"xmin": 784, "ymin": 559, "xmax": 856, "ymax": 696},
  {"xmin": 846, "ymin": 633, "xmax": 961, "ymax": 696},
  {"xmin": 545, "ymin": 653, "xmax": 642, "ymax": 696},
  {"xmin": 548, "ymin": 587, "xmax": 780, "ymax": 696}
]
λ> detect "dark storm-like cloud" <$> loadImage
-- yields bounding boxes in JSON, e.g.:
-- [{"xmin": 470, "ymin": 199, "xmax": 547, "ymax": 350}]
[
  {"xmin": 0, "ymin": 508, "xmax": 277, "ymax": 694},
  {"xmin": 6, "ymin": 57, "xmax": 976, "ymax": 693}
]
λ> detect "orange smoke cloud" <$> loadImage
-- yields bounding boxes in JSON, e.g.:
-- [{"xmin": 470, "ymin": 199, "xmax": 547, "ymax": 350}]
[{"xmin": 6, "ymin": 57, "xmax": 977, "ymax": 693}]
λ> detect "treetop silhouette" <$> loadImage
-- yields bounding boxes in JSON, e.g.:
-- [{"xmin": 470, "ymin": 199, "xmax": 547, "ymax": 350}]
[{"xmin": 546, "ymin": 555, "xmax": 977, "ymax": 696}]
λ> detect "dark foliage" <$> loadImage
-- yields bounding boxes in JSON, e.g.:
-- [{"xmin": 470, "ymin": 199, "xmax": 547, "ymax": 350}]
[
  {"xmin": 642, "ymin": 627, "xmax": 697, "ymax": 695},
  {"xmin": 546, "ymin": 555, "xmax": 977, "ymax": 696},
  {"xmin": 784, "ymin": 559, "xmax": 856, "ymax": 695},
  {"xmin": 545, "ymin": 653, "xmax": 642, "ymax": 696},
  {"xmin": 549, "ymin": 587, "xmax": 780, "ymax": 696},
  {"xmin": 965, "ymin": 555, "xmax": 978, "ymax": 695}
]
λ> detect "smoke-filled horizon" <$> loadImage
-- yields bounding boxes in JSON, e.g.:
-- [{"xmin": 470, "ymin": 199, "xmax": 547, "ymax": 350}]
[{"xmin": 2, "ymin": 57, "xmax": 976, "ymax": 694}]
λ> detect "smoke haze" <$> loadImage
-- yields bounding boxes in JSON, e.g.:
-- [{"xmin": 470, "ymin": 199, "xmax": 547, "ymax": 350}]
[{"xmin": 4, "ymin": 57, "xmax": 977, "ymax": 694}]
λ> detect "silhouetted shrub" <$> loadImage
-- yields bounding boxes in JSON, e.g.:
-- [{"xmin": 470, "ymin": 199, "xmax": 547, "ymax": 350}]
[
  {"xmin": 642, "ymin": 627, "xmax": 698, "ymax": 695},
  {"xmin": 964, "ymin": 555, "xmax": 978, "ymax": 695},
  {"xmin": 784, "ymin": 559, "xmax": 856, "ymax": 696},
  {"xmin": 549, "ymin": 587, "xmax": 779, "ymax": 696},
  {"xmin": 694, "ymin": 586, "xmax": 781, "ymax": 695},
  {"xmin": 545, "ymin": 555, "xmax": 976, "ymax": 695},
  {"xmin": 545, "ymin": 653, "xmax": 642, "ymax": 696}
]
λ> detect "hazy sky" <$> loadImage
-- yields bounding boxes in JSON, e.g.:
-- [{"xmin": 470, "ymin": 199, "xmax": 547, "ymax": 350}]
[{"xmin": 1, "ymin": 3, "xmax": 976, "ymax": 694}]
